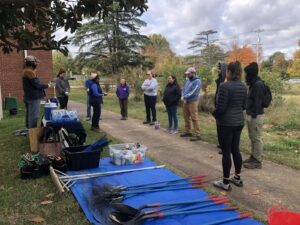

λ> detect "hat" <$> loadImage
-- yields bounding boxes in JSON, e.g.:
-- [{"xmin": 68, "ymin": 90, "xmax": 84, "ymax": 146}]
[
  {"xmin": 25, "ymin": 55, "xmax": 40, "ymax": 63},
  {"xmin": 90, "ymin": 73, "xmax": 98, "ymax": 79},
  {"xmin": 244, "ymin": 62, "xmax": 258, "ymax": 77},
  {"xmin": 185, "ymin": 67, "xmax": 196, "ymax": 74}
]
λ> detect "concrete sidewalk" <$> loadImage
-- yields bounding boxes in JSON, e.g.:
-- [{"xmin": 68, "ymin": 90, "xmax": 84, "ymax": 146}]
[{"xmin": 70, "ymin": 101, "xmax": 300, "ymax": 218}]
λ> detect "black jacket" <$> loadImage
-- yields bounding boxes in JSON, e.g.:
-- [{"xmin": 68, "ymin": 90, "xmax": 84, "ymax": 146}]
[
  {"xmin": 246, "ymin": 77, "xmax": 265, "ymax": 118},
  {"xmin": 22, "ymin": 68, "xmax": 48, "ymax": 101},
  {"xmin": 162, "ymin": 83, "xmax": 181, "ymax": 107},
  {"xmin": 212, "ymin": 80, "xmax": 247, "ymax": 126}
]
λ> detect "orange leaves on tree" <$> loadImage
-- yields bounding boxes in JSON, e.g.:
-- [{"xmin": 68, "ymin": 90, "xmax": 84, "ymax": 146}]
[{"xmin": 226, "ymin": 43, "xmax": 257, "ymax": 66}]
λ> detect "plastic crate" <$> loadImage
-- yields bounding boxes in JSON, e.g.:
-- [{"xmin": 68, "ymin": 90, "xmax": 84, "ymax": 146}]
[
  {"xmin": 109, "ymin": 143, "xmax": 147, "ymax": 166},
  {"xmin": 63, "ymin": 145, "xmax": 102, "ymax": 171}
]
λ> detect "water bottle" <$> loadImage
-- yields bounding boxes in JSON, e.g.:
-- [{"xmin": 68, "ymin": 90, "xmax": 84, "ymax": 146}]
[{"xmin": 154, "ymin": 121, "xmax": 159, "ymax": 129}]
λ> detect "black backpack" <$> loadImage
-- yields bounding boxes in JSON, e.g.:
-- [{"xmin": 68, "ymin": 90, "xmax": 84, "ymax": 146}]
[{"xmin": 261, "ymin": 81, "xmax": 272, "ymax": 108}]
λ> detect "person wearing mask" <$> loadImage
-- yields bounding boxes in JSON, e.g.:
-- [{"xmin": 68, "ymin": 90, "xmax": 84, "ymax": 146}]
[
  {"xmin": 22, "ymin": 55, "xmax": 52, "ymax": 128},
  {"xmin": 180, "ymin": 67, "xmax": 201, "ymax": 141},
  {"xmin": 55, "ymin": 69, "xmax": 70, "ymax": 109},
  {"xmin": 212, "ymin": 61, "xmax": 247, "ymax": 191},
  {"xmin": 85, "ymin": 75, "xmax": 93, "ymax": 121},
  {"xmin": 215, "ymin": 62, "xmax": 228, "ymax": 153},
  {"xmin": 141, "ymin": 71, "xmax": 158, "ymax": 125},
  {"xmin": 89, "ymin": 74, "xmax": 106, "ymax": 132},
  {"xmin": 243, "ymin": 62, "xmax": 265, "ymax": 169},
  {"xmin": 162, "ymin": 75, "xmax": 181, "ymax": 134},
  {"xmin": 116, "ymin": 78, "xmax": 130, "ymax": 120}
]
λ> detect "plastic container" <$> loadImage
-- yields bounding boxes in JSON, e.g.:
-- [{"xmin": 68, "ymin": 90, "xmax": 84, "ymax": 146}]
[
  {"xmin": 63, "ymin": 145, "xmax": 102, "ymax": 171},
  {"xmin": 44, "ymin": 102, "xmax": 57, "ymax": 120},
  {"xmin": 51, "ymin": 109, "xmax": 78, "ymax": 122},
  {"xmin": 109, "ymin": 143, "xmax": 147, "ymax": 166}
]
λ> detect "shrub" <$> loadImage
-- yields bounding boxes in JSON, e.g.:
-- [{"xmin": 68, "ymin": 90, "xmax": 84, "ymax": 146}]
[{"xmin": 198, "ymin": 93, "xmax": 215, "ymax": 113}]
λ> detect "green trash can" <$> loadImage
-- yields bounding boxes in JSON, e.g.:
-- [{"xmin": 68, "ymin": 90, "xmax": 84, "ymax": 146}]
[{"xmin": 4, "ymin": 96, "xmax": 18, "ymax": 110}]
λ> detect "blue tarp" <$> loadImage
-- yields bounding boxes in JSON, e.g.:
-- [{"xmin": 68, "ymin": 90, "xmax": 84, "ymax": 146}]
[{"xmin": 69, "ymin": 157, "xmax": 263, "ymax": 225}]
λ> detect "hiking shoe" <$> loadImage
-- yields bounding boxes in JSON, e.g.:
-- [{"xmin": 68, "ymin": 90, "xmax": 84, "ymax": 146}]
[
  {"xmin": 213, "ymin": 180, "xmax": 232, "ymax": 191},
  {"xmin": 190, "ymin": 136, "xmax": 201, "ymax": 141},
  {"xmin": 143, "ymin": 121, "xmax": 150, "ymax": 124},
  {"xmin": 170, "ymin": 130, "xmax": 178, "ymax": 134},
  {"xmin": 229, "ymin": 176, "xmax": 243, "ymax": 187},
  {"xmin": 243, "ymin": 159, "xmax": 262, "ymax": 169},
  {"xmin": 180, "ymin": 132, "xmax": 193, "ymax": 137},
  {"xmin": 243, "ymin": 155, "xmax": 255, "ymax": 164}
]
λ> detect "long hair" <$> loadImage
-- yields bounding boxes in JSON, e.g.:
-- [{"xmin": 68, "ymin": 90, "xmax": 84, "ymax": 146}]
[
  {"xmin": 169, "ymin": 75, "xmax": 180, "ymax": 87},
  {"xmin": 227, "ymin": 61, "xmax": 242, "ymax": 81}
]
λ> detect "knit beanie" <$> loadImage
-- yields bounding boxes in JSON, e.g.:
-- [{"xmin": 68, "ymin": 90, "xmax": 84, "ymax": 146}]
[{"xmin": 244, "ymin": 62, "xmax": 258, "ymax": 77}]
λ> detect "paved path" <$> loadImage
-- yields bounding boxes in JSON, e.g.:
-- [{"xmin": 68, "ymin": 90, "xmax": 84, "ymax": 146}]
[{"xmin": 70, "ymin": 101, "xmax": 300, "ymax": 218}]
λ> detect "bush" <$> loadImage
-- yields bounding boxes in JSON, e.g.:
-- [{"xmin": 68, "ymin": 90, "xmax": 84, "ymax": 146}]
[{"xmin": 198, "ymin": 93, "xmax": 215, "ymax": 113}]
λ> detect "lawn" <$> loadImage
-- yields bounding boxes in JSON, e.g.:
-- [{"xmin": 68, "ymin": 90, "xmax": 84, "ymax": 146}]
[
  {"xmin": 0, "ymin": 108, "xmax": 118, "ymax": 225},
  {"xmin": 70, "ymin": 85, "xmax": 300, "ymax": 170}
]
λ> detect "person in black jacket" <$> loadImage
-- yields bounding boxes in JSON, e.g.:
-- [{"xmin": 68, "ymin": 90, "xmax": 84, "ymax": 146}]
[
  {"xmin": 212, "ymin": 61, "xmax": 247, "ymax": 191},
  {"xmin": 243, "ymin": 62, "xmax": 265, "ymax": 169},
  {"xmin": 162, "ymin": 75, "xmax": 181, "ymax": 134},
  {"xmin": 22, "ymin": 55, "xmax": 52, "ymax": 128}
]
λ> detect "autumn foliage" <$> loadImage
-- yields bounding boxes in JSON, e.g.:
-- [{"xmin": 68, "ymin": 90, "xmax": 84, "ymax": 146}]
[{"xmin": 226, "ymin": 43, "xmax": 257, "ymax": 66}]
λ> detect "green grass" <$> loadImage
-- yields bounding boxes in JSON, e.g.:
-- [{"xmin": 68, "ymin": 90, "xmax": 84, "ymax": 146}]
[
  {"xmin": 0, "ymin": 108, "xmax": 119, "ymax": 225},
  {"xmin": 70, "ymin": 88, "xmax": 300, "ymax": 170}
]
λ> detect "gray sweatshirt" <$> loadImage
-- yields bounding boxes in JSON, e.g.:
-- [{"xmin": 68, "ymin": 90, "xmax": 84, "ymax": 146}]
[{"xmin": 141, "ymin": 78, "xmax": 158, "ymax": 96}]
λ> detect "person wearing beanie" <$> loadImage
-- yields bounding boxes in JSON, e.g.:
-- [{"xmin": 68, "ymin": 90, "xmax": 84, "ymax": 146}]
[
  {"xmin": 22, "ymin": 55, "xmax": 53, "ymax": 128},
  {"xmin": 180, "ymin": 67, "xmax": 202, "ymax": 141},
  {"xmin": 55, "ymin": 68, "xmax": 70, "ymax": 109},
  {"xmin": 212, "ymin": 61, "xmax": 247, "ymax": 191},
  {"xmin": 244, "ymin": 62, "xmax": 265, "ymax": 169}
]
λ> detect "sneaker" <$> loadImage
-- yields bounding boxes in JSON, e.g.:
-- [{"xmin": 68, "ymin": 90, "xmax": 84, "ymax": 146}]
[
  {"xmin": 190, "ymin": 136, "xmax": 201, "ymax": 141},
  {"xmin": 180, "ymin": 132, "xmax": 193, "ymax": 137},
  {"xmin": 120, "ymin": 117, "xmax": 126, "ymax": 120},
  {"xmin": 167, "ymin": 128, "xmax": 172, "ymax": 133},
  {"xmin": 149, "ymin": 121, "xmax": 155, "ymax": 126},
  {"xmin": 243, "ymin": 155, "xmax": 255, "ymax": 164},
  {"xmin": 213, "ymin": 180, "xmax": 232, "ymax": 191},
  {"xmin": 143, "ymin": 121, "xmax": 150, "ymax": 124},
  {"xmin": 243, "ymin": 159, "xmax": 262, "ymax": 169},
  {"xmin": 91, "ymin": 127, "xmax": 101, "ymax": 132},
  {"xmin": 229, "ymin": 176, "xmax": 243, "ymax": 187},
  {"xmin": 170, "ymin": 130, "xmax": 178, "ymax": 134}
]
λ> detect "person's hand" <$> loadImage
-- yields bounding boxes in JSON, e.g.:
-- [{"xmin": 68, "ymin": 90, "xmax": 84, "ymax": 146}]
[{"xmin": 103, "ymin": 93, "xmax": 107, "ymax": 96}]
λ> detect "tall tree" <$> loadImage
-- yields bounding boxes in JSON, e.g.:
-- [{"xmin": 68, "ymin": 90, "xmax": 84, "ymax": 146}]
[
  {"xmin": 287, "ymin": 41, "xmax": 300, "ymax": 78},
  {"xmin": 0, "ymin": 0, "xmax": 147, "ymax": 55},
  {"xmin": 72, "ymin": 2, "xmax": 148, "ymax": 74},
  {"xmin": 271, "ymin": 52, "xmax": 289, "ymax": 78},
  {"xmin": 225, "ymin": 43, "xmax": 256, "ymax": 66},
  {"xmin": 201, "ymin": 44, "xmax": 226, "ymax": 67},
  {"xmin": 52, "ymin": 51, "xmax": 80, "ymax": 75}
]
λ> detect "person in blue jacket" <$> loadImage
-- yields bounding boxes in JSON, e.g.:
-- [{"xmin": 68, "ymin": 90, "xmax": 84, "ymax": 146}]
[
  {"xmin": 22, "ymin": 55, "xmax": 52, "ymax": 128},
  {"xmin": 89, "ymin": 75, "xmax": 106, "ymax": 132},
  {"xmin": 116, "ymin": 78, "xmax": 130, "ymax": 120},
  {"xmin": 85, "ymin": 75, "xmax": 93, "ymax": 121},
  {"xmin": 180, "ymin": 67, "xmax": 202, "ymax": 141}
]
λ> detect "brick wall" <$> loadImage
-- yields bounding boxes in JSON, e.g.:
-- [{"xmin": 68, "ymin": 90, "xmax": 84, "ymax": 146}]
[{"xmin": 0, "ymin": 50, "xmax": 54, "ymax": 105}]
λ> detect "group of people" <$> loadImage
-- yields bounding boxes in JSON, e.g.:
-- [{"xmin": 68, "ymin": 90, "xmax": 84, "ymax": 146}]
[{"xmin": 22, "ymin": 55, "xmax": 265, "ymax": 192}]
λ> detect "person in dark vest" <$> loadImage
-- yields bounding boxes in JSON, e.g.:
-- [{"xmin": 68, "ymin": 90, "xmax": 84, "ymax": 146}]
[
  {"xmin": 22, "ymin": 55, "xmax": 52, "ymax": 128},
  {"xmin": 89, "ymin": 74, "xmax": 106, "ymax": 132},
  {"xmin": 54, "ymin": 69, "xmax": 70, "ymax": 109},
  {"xmin": 212, "ymin": 61, "xmax": 247, "ymax": 191},
  {"xmin": 162, "ymin": 75, "xmax": 181, "ymax": 134},
  {"xmin": 116, "ymin": 78, "xmax": 130, "ymax": 120}
]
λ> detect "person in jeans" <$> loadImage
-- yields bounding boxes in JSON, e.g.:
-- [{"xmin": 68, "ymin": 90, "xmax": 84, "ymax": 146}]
[
  {"xmin": 89, "ymin": 75, "xmax": 106, "ymax": 132},
  {"xmin": 55, "ymin": 69, "xmax": 70, "ymax": 109},
  {"xmin": 85, "ymin": 74, "xmax": 95, "ymax": 121},
  {"xmin": 116, "ymin": 78, "xmax": 130, "ymax": 120},
  {"xmin": 244, "ymin": 62, "xmax": 265, "ymax": 169},
  {"xmin": 163, "ymin": 75, "xmax": 181, "ymax": 134},
  {"xmin": 22, "ymin": 55, "xmax": 52, "ymax": 128},
  {"xmin": 141, "ymin": 71, "xmax": 158, "ymax": 125},
  {"xmin": 212, "ymin": 61, "xmax": 247, "ymax": 191},
  {"xmin": 180, "ymin": 67, "xmax": 201, "ymax": 141}
]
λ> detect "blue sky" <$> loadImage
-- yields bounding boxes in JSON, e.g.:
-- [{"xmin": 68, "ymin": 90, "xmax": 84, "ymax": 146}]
[{"xmin": 55, "ymin": 0, "xmax": 300, "ymax": 59}]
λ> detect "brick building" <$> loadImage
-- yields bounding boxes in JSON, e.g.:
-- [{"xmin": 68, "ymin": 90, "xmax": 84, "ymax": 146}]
[{"xmin": 0, "ymin": 50, "xmax": 54, "ymax": 105}]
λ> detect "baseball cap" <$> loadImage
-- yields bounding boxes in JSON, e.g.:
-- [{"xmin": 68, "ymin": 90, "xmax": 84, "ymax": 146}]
[
  {"xmin": 25, "ymin": 55, "xmax": 40, "ymax": 63},
  {"xmin": 185, "ymin": 67, "xmax": 196, "ymax": 74}
]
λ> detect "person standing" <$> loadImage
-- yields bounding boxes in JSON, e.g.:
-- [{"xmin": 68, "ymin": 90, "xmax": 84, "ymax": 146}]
[
  {"xmin": 141, "ymin": 71, "xmax": 158, "ymax": 125},
  {"xmin": 244, "ymin": 62, "xmax": 265, "ymax": 169},
  {"xmin": 89, "ymin": 75, "xmax": 106, "ymax": 132},
  {"xmin": 162, "ymin": 75, "xmax": 181, "ymax": 134},
  {"xmin": 85, "ymin": 75, "xmax": 93, "ymax": 121},
  {"xmin": 22, "ymin": 55, "xmax": 52, "ymax": 128},
  {"xmin": 180, "ymin": 67, "xmax": 201, "ymax": 141},
  {"xmin": 116, "ymin": 78, "xmax": 130, "ymax": 120},
  {"xmin": 55, "ymin": 69, "xmax": 70, "ymax": 109},
  {"xmin": 212, "ymin": 61, "xmax": 247, "ymax": 191}
]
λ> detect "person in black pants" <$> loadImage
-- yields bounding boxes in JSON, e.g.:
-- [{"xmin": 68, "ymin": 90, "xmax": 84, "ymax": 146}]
[
  {"xmin": 212, "ymin": 61, "xmax": 247, "ymax": 191},
  {"xmin": 89, "ymin": 75, "xmax": 106, "ymax": 132}
]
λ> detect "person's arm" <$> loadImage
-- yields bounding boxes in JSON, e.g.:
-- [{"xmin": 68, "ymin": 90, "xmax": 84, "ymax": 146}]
[
  {"xmin": 56, "ymin": 79, "xmax": 66, "ymax": 94},
  {"xmin": 252, "ymin": 83, "xmax": 264, "ymax": 118},
  {"xmin": 141, "ymin": 80, "xmax": 148, "ymax": 91},
  {"xmin": 147, "ymin": 79, "xmax": 157, "ymax": 91},
  {"xmin": 116, "ymin": 86, "xmax": 119, "ymax": 97},
  {"xmin": 183, "ymin": 79, "xmax": 200, "ymax": 98},
  {"xmin": 212, "ymin": 84, "xmax": 229, "ymax": 118},
  {"xmin": 30, "ymin": 78, "xmax": 49, "ymax": 90},
  {"xmin": 126, "ymin": 86, "xmax": 130, "ymax": 98},
  {"xmin": 243, "ymin": 87, "xmax": 247, "ymax": 111},
  {"xmin": 91, "ymin": 84, "xmax": 104, "ymax": 97}
]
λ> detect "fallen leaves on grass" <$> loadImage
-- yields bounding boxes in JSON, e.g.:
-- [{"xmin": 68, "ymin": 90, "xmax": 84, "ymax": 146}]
[
  {"xmin": 40, "ymin": 200, "xmax": 53, "ymax": 205},
  {"xmin": 28, "ymin": 217, "xmax": 45, "ymax": 223},
  {"xmin": 220, "ymin": 191, "xmax": 227, "ymax": 196}
]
